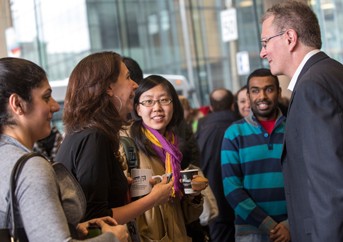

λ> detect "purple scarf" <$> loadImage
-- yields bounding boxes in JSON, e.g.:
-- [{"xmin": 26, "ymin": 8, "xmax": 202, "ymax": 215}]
[{"xmin": 143, "ymin": 123, "xmax": 183, "ymax": 197}]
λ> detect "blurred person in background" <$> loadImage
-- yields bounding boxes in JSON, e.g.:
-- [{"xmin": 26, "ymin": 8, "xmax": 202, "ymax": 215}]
[
  {"xmin": 195, "ymin": 88, "xmax": 237, "ymax": 242},
  {"xmin": 178, "ymin": 95, "xmax": 194, "ymax": 126},
  {"xmin": 33, "ymin": 125, "xmax": 63, "ymax": 162},
  {"xmin": 123, "ymin": 56, "xmax": 143, "ymax": 85},
  {"xmin": 234, "ymin": 85, "xmax": 250, "ymax": 118},
  {"xmin": 177, "ymin": 95, "xmax": 209, "ymax": 241},
  {"xmin": 177, "ymin": 95, "xmax": 199, "ymax": 169},
  {"xmin": 123, "ymin": 56, "xmax": 144, "ymax": 121},
  {"xmin": 191, "ymin": 106, "xmax": 210, "ymax": 133}
]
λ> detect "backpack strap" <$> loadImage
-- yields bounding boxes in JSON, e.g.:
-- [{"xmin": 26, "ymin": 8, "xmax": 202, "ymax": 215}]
[{"xmin": 120, "ymin": 136, "xmax": 139, "ymax": 172}]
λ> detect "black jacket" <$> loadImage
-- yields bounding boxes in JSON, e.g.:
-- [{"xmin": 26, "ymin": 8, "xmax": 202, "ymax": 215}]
[{"xmin": 195, "ymin": 110, "xmax": 238, "ymax": 241}]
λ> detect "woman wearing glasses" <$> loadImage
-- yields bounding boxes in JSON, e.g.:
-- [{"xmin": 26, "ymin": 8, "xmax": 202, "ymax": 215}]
[
  {"xmin": 55, "ymin": 52, "xmax": 172, "ymax": 241},
  {"xmin": 124, "ymin": 75, "xmax": 205, "ymax": 241}
]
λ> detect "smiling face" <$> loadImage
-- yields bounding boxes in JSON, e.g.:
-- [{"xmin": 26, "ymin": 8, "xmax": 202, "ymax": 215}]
[
  {"xmin": 136, "ymin": 84, "xmax": 173, "ymax": 134},
  {"xmin": 260, "ymin": 16, "xmax": 288, "ymax": 77},
  {"xmin": 237, "ymin": 88, "xmax": 251, "ymax": 117},
  {"xmin": 248, "ymin": 75, "xmax": 280, "ymax": 121},
  {"xmin": 25, "ymin": 79, "xmax": 60, "ymax": 142},
  {"xmin": 108, "ymin": 62, "xmax": 138, "ymax": 119}
]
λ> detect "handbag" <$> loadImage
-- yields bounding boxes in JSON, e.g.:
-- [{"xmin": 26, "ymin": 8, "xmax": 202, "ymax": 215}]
[{"xmin": 0, "ymin": 152, "xmax": 46, "ymax": 242}]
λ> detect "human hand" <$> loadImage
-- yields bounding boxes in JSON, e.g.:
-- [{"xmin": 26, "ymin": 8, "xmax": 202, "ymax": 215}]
[
  {"xmin": 127, "ymin": 176, "xmax": 133, "ymax": 185},
  {"xmin": 77, "ymin": 216, "xmax": 117, "ymax": 238},
  {"xmin": 149, "ymin": 173, "xmax": 172, "ymax": 186},
  {"xmin": 269, "ymin": 223, "xmax": 291, "ymax": 242},
  {"xmin": 96, "ymin": 220, "xmax": 129, "ymax": 242},
  {"xmin": 191, "ymin": 175, "xmax": 208, "ymax": 192},
  {"xmin": 149, "ymin": 176, "xmax": 173, "ymax": 206}
]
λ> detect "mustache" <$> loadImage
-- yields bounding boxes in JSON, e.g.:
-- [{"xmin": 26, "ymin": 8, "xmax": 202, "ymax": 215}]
[{"xmin": 255, "ymin": 99, "xmax": 271, "ymax": 105}]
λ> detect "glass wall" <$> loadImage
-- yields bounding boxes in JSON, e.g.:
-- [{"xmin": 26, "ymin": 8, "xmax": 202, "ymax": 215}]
[
  {"xmin": 7, "ymin": 0, "xmax": 343, "ymax": 106},
  {"xmin": 311, "ymin": 0, "xmax": 343, "ymax": 63},
  {"xmin": 10, "ymin": 0, "xmax": 91, "ymax": 81}
]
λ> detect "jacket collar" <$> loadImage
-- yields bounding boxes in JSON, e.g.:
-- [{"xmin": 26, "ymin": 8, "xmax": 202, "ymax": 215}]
[{"xmin": 245, "ymin": 108, "xmax": 285, "ymax": 128}]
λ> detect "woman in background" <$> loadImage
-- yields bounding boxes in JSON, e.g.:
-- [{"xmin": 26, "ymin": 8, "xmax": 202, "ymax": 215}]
[
  {"xmin": 234, "ymin": 85, "xmax": 250, "ymax": 118},
  {"xmin": 0, "ymin": 57, "xmax": 127, "ymax": 242}
]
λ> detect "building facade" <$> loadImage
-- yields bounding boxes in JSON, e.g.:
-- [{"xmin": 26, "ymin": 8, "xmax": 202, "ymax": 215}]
[{"xmin": 1, "ymin": 0, "xmax": 343, "ymax": 105}]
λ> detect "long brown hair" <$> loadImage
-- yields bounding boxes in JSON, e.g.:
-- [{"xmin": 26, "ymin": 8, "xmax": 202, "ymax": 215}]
[{"xmin": 63, "ymin": 51, "xmax": 125, "ymax": 150}]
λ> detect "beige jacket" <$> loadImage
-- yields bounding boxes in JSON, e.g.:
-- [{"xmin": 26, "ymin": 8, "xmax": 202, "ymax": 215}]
[
  {"xmin": 119, "ymin": 132, "xmax": 203, "ymax": 242},
  {"xmin": 136, "ymin": 151, "xmax": 203, "ymax": 242}
]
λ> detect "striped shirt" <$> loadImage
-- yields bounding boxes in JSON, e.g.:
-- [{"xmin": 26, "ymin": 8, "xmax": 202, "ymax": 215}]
[{"xmin": 221, "ymin": 111, "xmax": 287, "ymax": 235}]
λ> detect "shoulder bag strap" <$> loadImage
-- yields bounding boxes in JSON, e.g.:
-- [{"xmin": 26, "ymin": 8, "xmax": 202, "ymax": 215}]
[{"xmin": 9, "ymin": 152, "xmax": 46, "ymax": 241}]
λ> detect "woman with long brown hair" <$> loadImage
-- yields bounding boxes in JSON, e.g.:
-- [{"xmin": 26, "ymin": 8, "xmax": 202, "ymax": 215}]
[{"xmin": 56, "ymin": 52, "xmax": 172, "ymax": 240}]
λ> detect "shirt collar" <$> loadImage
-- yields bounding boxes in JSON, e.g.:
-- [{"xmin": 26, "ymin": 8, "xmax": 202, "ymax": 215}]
[
  {"xmin": 246, "ymin": 108, "xmax": 285, "ymax": 127},
  {"xmin": 288, "ymin": 49, "xmax": 320, "ymax": 92}
]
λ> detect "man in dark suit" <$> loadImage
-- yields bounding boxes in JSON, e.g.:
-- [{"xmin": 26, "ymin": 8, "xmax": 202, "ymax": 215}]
[
  {"xmin": 260, "ymin": 1, "xmax": 343, "ymax": 242},
  {"xmin": 196, "ymin": 88, "xmax": 238, "ymax": 242}
]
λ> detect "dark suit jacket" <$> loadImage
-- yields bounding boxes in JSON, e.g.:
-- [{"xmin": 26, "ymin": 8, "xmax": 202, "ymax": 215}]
[{"xmin": 282, "ymin": 51, "xmax": 343, "ymax": 242}]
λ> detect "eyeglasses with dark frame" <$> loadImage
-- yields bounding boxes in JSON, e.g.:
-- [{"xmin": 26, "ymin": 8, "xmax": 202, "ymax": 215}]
[
  {"xmin": 260, "ymin": 32, "xmax": 285, "ymax": 49},
  {"xmin": 139, "ymin": 98, "xmax": 173, "ymax": 107}
]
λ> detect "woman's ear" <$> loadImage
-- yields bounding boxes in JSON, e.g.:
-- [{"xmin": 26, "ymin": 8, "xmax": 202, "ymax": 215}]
[
  {"xmin": 8, "ymin": 93, "xmax": 24, "ymax": 115},
  {"xmin": 107, "ymin": 83, "xmax": 114, "ymax": 97}
]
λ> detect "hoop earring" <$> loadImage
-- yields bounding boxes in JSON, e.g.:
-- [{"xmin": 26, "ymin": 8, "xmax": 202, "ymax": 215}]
[{"xmin": 114, "ymin": 95, "xmax": 123, "ymax": 112}]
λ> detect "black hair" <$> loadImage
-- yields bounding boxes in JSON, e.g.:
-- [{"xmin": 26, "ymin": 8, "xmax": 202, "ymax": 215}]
[
  {"xmin": 123, "ymin": 56, "xmax": 143, "ymax": 85},
  {"xmin": 0, "ymin": 57, "xmax": 46, "ymax": 132},
  {"xmin": 130, "ymin": 75, "xmax": 184, "ymax": 157},
  {"xmin": 246, "ymin": 68, "xmax": 279, "ymax": 92}
]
